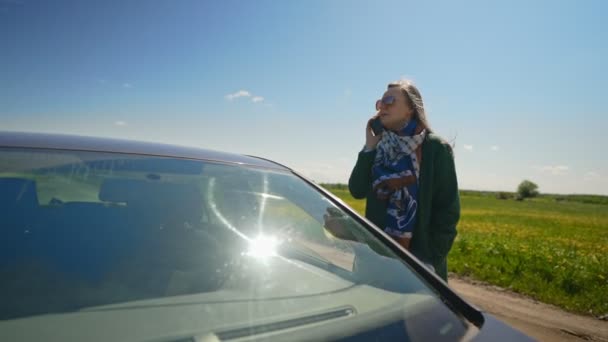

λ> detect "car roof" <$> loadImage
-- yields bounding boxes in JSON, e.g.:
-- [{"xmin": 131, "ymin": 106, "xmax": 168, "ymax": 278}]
[{"xmin": 0, "ymin": 131, "xmax": 290, "ymax": 171}]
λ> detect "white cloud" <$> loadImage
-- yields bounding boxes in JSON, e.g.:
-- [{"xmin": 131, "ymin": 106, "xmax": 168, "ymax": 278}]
[
  {"xmin": 114, "ymin": 121, "xmax": 127, "ymax": 127},
  {"xmin": 536, "ymin": 165, "xmax": 570, "ymax": 176},
  {"xmin": 463, "ymin": 144, "xmax": 473, "ymax": 151},
  {"xmin": 584, "ymin": 171, "xmax": 600, "ymax": 181},
  {"xmin": 251, "ymin": 96, "xmax": 264, "ymax": 103},
  {"xmin": 225, "ymin": 90, "xmax": 251, "ymax": 101},
  {"xmin": 490, "ymin": 145, "xmax": 500, "ymax": 151},
  {"xmin": 122, "ymin": 83, "xmax": 133, "ymax": 88}
]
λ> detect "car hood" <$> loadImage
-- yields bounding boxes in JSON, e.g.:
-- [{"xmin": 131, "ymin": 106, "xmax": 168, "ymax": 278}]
[{"xmin": 473, "ymin": 313, "xmax": 535, "ymax": 341}]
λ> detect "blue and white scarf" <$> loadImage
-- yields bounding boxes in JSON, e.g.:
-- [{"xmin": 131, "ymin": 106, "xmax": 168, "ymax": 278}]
[{"xmin": 372, "ymin": 120, "xmax": 426, "ymax": 238}]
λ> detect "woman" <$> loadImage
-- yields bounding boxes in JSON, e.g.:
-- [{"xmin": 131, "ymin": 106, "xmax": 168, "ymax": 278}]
[{"xmin": 348, "ymin": 79, "xmax": 460, "ymax": 281}]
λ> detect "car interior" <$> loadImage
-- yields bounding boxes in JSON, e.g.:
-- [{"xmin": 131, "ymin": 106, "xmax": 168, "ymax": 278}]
[{"xmin": 0, "ymin": 175, "xmax": 243, "ymax": 319}]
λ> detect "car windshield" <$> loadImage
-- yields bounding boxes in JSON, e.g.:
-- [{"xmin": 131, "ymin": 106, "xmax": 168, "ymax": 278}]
[{"xmin": 0, "ymin": 147, "xmax": 469, "ymax": 341}]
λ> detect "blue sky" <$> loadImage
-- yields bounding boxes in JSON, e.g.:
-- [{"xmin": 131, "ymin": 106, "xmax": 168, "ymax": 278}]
[{"xmin": 2, "ymin": 0, "xmax": 607, "ymax": 194}]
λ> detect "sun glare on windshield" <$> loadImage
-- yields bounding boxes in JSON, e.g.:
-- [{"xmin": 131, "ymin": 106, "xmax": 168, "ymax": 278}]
[{"xmin": 246, "ymin": 235, "xmax": 280, "ymax": 259}]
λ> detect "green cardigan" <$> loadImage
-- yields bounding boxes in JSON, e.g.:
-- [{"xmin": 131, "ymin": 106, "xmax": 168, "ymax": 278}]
[{"xmin": 348, "ymin": 133, "xmax": 460, "ymax": 281}]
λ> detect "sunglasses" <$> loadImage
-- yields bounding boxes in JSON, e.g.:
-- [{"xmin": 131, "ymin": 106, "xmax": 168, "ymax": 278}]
[{"xmin": 375, "ymin": 95, "xmax": 397, "ymax": 111}]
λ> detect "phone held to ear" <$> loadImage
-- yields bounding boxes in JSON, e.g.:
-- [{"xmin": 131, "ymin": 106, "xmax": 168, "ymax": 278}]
[{"xmin": 370, "ymin": 117, "xmax": 384, "ymax": 136}]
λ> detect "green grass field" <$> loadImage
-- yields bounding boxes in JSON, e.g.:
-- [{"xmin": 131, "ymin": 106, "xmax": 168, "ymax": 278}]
[{"xmin": 323, "ymin": 185, "xmax": 608, "ymax": 316}]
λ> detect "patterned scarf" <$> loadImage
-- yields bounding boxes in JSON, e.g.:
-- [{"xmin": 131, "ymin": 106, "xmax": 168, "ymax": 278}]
[{"xmin": 372, "ymin": 120, "xmax": 426, "ymax": 238}]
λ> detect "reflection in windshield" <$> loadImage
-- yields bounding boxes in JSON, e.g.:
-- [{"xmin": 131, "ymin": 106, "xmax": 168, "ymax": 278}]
[
  {"xmin": 0, "ymin": 148, "xmax": 434, "ymax": 323},
  {"xmin": 207, "ymin": 177, "xmax": 249, "ymax": 240},
  {"xmin": 246, "ymin": 235, "xmax": 279, "ymax": 259}
]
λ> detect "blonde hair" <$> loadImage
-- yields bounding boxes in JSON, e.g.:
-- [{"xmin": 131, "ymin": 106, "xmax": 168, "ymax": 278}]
[{"xmin": 387, "ymin": 79, "xmax": 432, "ymax": 132}]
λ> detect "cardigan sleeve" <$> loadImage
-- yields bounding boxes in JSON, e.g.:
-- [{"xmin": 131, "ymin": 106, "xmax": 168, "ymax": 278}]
[
  {"xmin": 348, "ymin": 150, "xmax": 376, "ymax": 199},
  {"xmin": 429, "ymin": 144, "xmax": 460, "ymax": 261}
]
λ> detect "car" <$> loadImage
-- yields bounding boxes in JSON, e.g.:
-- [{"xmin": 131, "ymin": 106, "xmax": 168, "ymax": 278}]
[{"xmin": 0, "ymin": 131, "xmax": 533, "ymax": 341}]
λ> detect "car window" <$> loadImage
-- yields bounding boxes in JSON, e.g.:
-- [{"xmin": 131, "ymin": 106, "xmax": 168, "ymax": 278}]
[
  {"xmin": 0, "ymin": 147, "xmax": 468, "ymax": 340},
  {"xmin": 208, "ymin": 172, "xmax": 357, "ymax": 271}
]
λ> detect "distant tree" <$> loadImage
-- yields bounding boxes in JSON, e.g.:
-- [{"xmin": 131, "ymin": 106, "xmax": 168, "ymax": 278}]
[{"xmin": 517, "ymin": 180, "xmax": 539, "ymax": 199}]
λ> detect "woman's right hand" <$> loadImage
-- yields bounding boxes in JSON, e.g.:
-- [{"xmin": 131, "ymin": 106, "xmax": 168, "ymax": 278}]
[{"xmin": 365, "ymin": 113, "xmax": 383, "ymax": 151}]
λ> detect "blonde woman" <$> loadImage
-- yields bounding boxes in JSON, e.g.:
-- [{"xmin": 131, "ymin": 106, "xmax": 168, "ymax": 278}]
[{"xmin": 348, "ymin": 80, "xmax": 460, "ymax": 281}]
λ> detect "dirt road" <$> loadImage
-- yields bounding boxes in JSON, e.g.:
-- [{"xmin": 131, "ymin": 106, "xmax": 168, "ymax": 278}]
[{"xmin": 448, "ymin": 276, "xmax": 608, "ymax": 342}]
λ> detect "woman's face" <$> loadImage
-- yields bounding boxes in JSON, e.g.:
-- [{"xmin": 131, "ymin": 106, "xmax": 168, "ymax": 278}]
[{"xmin": 377, "ymin": 87, "xmax": 415, "ymax": 131}]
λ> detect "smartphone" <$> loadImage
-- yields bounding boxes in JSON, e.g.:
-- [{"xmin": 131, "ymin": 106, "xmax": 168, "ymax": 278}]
[{"xmin": 370, "ymin": 117, "xmax": 384, "ymax": 136}]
